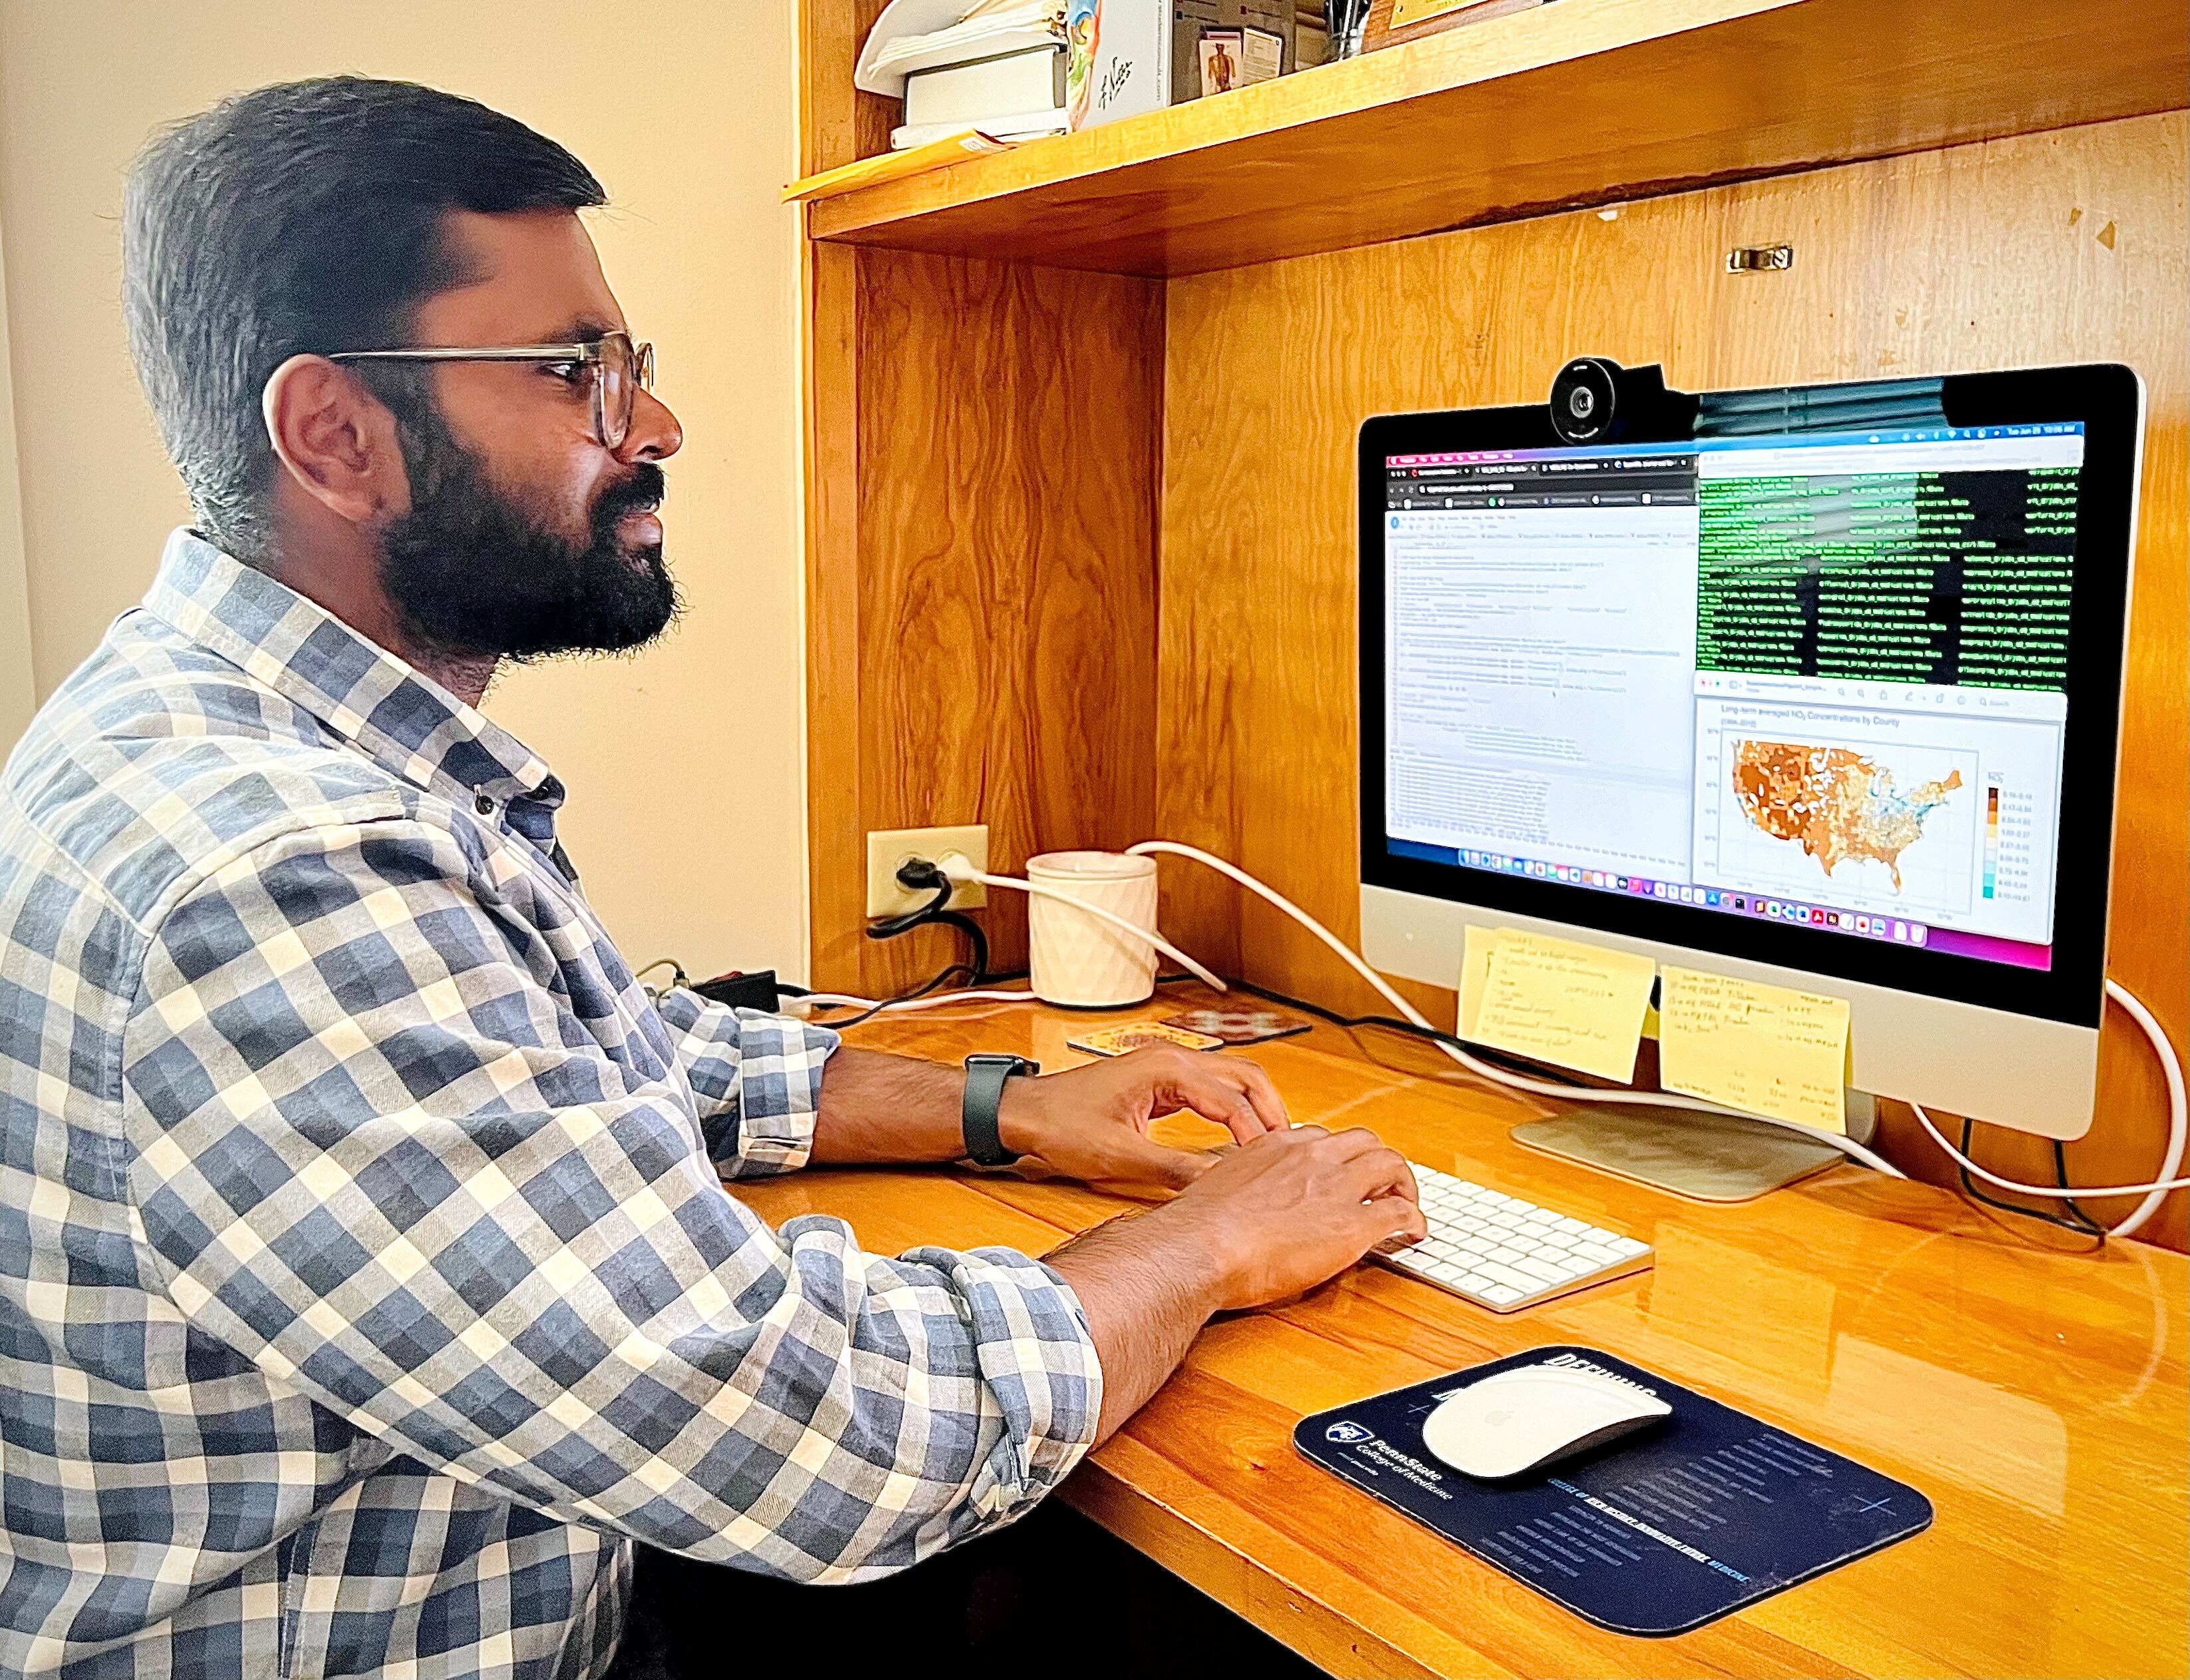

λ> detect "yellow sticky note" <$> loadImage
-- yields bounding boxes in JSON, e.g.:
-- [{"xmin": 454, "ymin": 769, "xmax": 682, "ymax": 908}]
[
  {"xmin": 1458, "ymin": 924, "xmax": 1511, "ymax": 1039},
  {"xmin": 1470, "ymin": 932, "xmax": 1658, "ymax": 1084},
  {"xmin": 1658, "ymin": 966, "xmax": 1850, "ymax": 1134}
]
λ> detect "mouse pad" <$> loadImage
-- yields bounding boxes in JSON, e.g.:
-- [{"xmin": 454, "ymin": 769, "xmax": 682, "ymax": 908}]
[{"xmin": 1294, "ymin": 1346, "xmax": 1931, "ymax": 1637}]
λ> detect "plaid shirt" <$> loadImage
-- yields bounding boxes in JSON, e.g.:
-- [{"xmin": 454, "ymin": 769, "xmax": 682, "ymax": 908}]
[{"xmin": 0, "ymin": 533, "xmax": 1100, "ymax": 1679}]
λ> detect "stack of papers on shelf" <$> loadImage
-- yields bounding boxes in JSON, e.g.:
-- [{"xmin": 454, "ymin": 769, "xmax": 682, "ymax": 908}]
[
  {"xmin": 857, "ymin": 0, "xmax": 1068, "ymax": 93},
  {"xmin": 860, "ymin": 0, "xmax": 1071, "ymax": 150}
]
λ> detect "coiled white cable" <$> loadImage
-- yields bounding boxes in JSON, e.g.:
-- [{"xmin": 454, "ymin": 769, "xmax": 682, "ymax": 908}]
[
  {"xmin": 1910, "ymin": 978, "xmax": 2187, "ymax": 1236},
  {"xmin": 1126, "ymin": 840, "xmax": 1911, "ymax": 1177}
]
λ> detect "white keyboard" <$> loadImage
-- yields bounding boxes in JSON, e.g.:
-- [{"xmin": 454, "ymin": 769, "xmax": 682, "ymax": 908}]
[{"xmin": 1378, "ymin": 1163, "xmax": 1654, "ymax": 1312}]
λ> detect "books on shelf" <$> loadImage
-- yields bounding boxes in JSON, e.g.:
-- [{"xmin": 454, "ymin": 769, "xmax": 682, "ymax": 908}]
[
  {"xmin": 862, "ymin": 3, "xmax": 1072, "ymax": 151},
  {"xmin": 896, "ymin": 42, "xmax": 1068, "ymax": 148},
  {"xmin": 904, "ymin": 43, "xmax": 1066, "ymax": 125}
]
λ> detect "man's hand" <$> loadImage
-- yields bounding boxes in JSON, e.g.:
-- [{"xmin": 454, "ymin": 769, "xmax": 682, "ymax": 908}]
[
  {"xmin": 1043, "ymin": 1123, "xmax": 1424, "ymax": 1440},
  {"xmin": 1153, "ymin": 1125, "xmax": 1424, "ymax": 1310},
  {"xmin": 997, "ymin": 1045, "xmax": 1288, "ymax": 1193}
]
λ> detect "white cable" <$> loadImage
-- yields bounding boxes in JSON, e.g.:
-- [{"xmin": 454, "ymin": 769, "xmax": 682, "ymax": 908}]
[
  {"xmin": 1127, "ymin": 840, "xmax": 1908, "ymax": 1178},
  {"xmin": 1907, "ymin": 1103, "xmax": 2190, "ymax": 1201},
  {"xmin": 1906, "ymin": 979, "xmax": 2189, "ymax": 1218},
  {"xmin": 942, "ymin": 862, "xmax": 1230, "ymax": 994},
  {"xmin": 842, "ymin": 840, "xmax": 2185, "ymax": 1220},
  {"xmin": 800, "ymin": 986, "xmax": 1039, "ymax": 1015},
  {"xmin": 2097, "ymin": 980, "xmax": 2188, "ymax": 1236}
]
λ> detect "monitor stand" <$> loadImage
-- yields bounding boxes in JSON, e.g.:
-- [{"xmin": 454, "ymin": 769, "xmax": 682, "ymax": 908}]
[{"xmin": 1511, "ymin": 1093, "xmax": 1874, "ymax": 1203}]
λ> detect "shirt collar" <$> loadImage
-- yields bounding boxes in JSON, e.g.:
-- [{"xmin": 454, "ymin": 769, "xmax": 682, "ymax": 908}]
[{"xmin": 140, "ymin": 529, "xmax": 565, "ymax": 814}]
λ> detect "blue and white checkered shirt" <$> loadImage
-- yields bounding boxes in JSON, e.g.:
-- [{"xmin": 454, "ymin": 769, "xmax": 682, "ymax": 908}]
[{"xmin": 0, "ymin": 533, "xmax": 1101, "ymax": 1679}]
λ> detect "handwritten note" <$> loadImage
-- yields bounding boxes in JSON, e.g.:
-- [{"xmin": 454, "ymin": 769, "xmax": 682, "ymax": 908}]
[
  {"xmin": 1657, "ymin": 966, "xmax": 1852, "ymax": 1134},
  {"xmin": 1470, "ymin": 932, "xmax": 1658, "ymax": 1083},
  {"xmin": 1458, "ymin": 924, "xmax": 1507, "ymax": 1039}
]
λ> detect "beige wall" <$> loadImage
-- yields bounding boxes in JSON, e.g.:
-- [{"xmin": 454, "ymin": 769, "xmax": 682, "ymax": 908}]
[
  {"xmin": 0, "ymin": 0, "xmax": 810, "ymax": 981},
  {"xmin": 0, "ymin": 213, "xmax": 31, "ymax": 750}
]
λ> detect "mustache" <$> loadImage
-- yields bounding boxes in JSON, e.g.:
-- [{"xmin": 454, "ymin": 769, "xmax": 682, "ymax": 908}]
[{"xmin": 594, "ymin": 465, "xmax": 667, "ymax": 527}]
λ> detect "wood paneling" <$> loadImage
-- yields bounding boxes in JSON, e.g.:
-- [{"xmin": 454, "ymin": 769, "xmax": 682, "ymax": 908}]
[
  {"xmin": 728, "ymin": 995, "xmax": 2190, "ymax": 1677},
  {"xmin": 808, "ymin": 248, "xmax": 1163, "ymax": 995},
  {"xmin": 1157, "ymin": 115, "xmax": 2189, "ymax": 1246},
  {"xmin": 800, "ymin": 8, "xmax": 1165, "ymax": 999},
  {"xmin": 803, "ymin": 0, "xmax": 2187, "ymax": 277}
]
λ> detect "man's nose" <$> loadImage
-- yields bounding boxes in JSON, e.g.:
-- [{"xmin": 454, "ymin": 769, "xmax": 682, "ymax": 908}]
[{"xmin": 619, "ymin": 386, "xmax": 682, "ymax": 463}]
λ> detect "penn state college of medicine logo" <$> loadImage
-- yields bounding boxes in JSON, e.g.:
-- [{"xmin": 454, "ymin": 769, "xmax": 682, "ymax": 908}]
[{"xmin": 1324, "ymin": 1420, "xmax": 1374, "ymax": 1445}]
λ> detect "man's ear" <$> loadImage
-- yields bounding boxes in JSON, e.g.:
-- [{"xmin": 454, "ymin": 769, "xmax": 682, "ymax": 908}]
[{"xmin": 261, "ymin": 355, "xmax": 411, "ymax": 525}]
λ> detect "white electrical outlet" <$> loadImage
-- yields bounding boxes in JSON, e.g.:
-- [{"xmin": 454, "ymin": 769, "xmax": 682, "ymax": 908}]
[{"xmin": 866, "ymin": 825, "xmax": 989, "ymax": 918}]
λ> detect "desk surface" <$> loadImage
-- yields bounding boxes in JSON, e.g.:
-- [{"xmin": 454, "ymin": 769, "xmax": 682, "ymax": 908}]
[{"xmin": 724, "ymin": 993, "xmax": 2188, "ymax": 1679}]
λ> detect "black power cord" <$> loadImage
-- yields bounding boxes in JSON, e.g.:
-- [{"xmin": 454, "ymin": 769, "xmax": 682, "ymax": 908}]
[
  {"xmin": 1173, "ymin": 976, "xmax": 2111, "ymax": 1245},
  {"xmin": 1956, "ymin": 1115, "xmax": 2106, "ymax": 1247},
  {"xmin": 865, "ymin": 860, "xmax": 990, "ymax": 983},
  {"xmin": 1196, "ymin": 974, "xmax": 1572, "ymax": 1082}
]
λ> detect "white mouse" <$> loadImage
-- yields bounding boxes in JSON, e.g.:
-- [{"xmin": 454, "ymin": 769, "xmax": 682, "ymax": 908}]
[{"xmin": 1422, "ymin": 1362, "xmax": 1671, "ymax": 1480}]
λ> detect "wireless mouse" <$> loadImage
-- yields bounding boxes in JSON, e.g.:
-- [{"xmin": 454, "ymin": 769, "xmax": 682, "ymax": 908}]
[{"xmin": 1421, "ymin": 1362, "xmax": 1671, "ymax": 1480}]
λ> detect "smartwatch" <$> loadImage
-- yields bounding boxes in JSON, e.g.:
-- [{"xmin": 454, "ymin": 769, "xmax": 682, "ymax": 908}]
[{"xmin": 961, "ymin": 1053, "xmax": 1039, "ymax": 1166}]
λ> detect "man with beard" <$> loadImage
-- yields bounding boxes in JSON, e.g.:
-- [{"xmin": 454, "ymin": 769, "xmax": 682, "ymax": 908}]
[{"xmin": 0, "ymin": 78, "xmax": 1422, "ymax": 1679}]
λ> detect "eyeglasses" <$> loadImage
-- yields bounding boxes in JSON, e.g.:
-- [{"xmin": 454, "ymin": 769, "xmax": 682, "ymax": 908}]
[{"xmin": 326, "ymin": 330, "xmax": 656, "ymax": 450}]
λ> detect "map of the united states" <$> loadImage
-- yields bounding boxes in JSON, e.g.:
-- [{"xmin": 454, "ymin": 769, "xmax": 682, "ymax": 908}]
[{"xmin": 1731, "ymin": 741, "xmax": 1964, "ymax": 889}]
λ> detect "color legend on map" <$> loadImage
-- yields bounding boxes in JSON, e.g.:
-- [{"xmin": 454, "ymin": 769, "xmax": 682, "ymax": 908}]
[{"xmin": 1983, "ymin": 784, "xmax": 2002, "ymax": 900}]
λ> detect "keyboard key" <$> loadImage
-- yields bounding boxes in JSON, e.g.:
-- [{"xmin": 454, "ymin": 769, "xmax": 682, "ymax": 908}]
[
  {"xmin": 1478, "ymin": 1260, "xmax": 1543, "ymax": 1294},
  {"xmin": 1374, "ymin": 1165, "xmax": 1652, "ymax": 1310}
]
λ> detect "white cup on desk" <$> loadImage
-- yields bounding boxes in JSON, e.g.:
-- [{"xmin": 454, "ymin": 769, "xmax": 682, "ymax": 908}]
[{"xmin": 1027, "ymin": 850, "xmax": 1159, "ymax": 1007}]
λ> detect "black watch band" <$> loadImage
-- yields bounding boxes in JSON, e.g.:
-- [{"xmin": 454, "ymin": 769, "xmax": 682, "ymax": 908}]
[{"xmin": 962, "ymin": 1054, "xmax": 1039, "ymax": 1166}]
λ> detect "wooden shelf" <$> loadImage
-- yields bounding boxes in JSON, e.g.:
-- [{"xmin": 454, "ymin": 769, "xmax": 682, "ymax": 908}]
[{"xmin": 803, "ymin": 0, "xmax": 2187, "ymax": 276}]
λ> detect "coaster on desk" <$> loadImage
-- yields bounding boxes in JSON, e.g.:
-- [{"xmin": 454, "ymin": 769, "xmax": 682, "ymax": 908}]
[
  {"xmin": 1159, "ymin": 1007, "xmax": 1314, "ymax": 1045},
  {"xmin": 1295, "ymin": 1346, "xmax": 1931, "ymax": 1637},
  {"xmin": 1066, "ymin": 1022, "xmax": 1225, "ymax": 1057}
]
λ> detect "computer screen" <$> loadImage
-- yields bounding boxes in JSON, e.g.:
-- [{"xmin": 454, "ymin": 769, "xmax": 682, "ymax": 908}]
[{"xmin": 1377, "ymin": 423, "xmax": 2084, "ymax": 975}]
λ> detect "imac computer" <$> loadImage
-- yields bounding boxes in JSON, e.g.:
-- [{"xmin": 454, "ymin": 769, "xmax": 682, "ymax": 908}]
[{"xmin": 1358, "ymin": 363, "xmax": 2143, "ymax": 1148}]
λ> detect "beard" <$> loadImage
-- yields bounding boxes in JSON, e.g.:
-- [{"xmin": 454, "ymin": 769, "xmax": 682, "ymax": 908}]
[{"xmin": 378, "ymin": 399, "xmax": 678, "ymax": 663}]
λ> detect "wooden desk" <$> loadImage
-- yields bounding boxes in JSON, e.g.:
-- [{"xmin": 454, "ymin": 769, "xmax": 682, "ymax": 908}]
[{"xmin": 726, "ymin": 994, "xmax": 2189, "ymax": 1678}]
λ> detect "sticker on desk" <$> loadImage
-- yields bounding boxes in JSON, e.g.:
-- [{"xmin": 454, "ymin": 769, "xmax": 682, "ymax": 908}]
[
  {"xmin": 1159, "ymin": 1007, "xmax": 1312, "ymax": 1045},
  {"xmin": 1066, "ymin": 1022, "xmax": 1223, "ymax": 1057},
  {"xmin": 1295, "ymin": 1346, "xmax": 1931, "ymax": 1637}
]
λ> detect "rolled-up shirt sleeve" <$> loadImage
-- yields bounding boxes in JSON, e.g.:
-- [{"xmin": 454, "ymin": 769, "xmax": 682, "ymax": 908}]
[
  {"xmin": 119, "ymin": 818, "xmax": 1101, "ymax": 1580},
  {"xmin": 651, "ymin": 987, "xmax": 838, "ymax": 1178}
]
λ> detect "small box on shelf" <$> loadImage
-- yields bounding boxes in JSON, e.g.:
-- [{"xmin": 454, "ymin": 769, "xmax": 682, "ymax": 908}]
[{"xmin": 1067, "ymin": 0, "xmax": 1296, "ymax": 131}]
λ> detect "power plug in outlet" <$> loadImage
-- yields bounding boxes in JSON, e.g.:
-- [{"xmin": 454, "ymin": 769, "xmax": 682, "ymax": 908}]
[{"xmin": 866, "ymin": 825, "xmax": 989, "ymax": 918}]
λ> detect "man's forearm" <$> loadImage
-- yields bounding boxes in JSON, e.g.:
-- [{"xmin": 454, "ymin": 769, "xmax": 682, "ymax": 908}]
[
  {"xmin": 1042, "ymin": 1206, "xmax": 1227, "ymax": 1444},
  {"xmin": 807, "ymin": 1049, "xmax": 1229, "ymax": 1440},
  {"xmin": 808, "ymin": 1047, "xmax": 967, "ymax": 1164}
]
